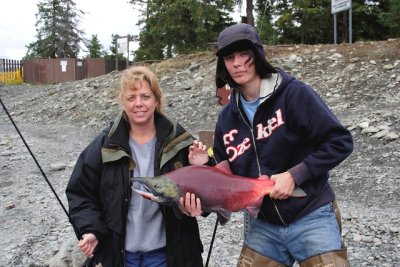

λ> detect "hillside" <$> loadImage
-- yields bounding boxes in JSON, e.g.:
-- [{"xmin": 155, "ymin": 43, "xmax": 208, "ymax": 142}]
[{"xmin": 0, "ymin": 39, "xmax": 399, "ymax": 266}]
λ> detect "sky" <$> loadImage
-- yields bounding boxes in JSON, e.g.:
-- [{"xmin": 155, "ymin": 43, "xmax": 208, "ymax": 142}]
[{"xmin": 0, "ymin": 0, "xmax": 142, "ymax": 60}]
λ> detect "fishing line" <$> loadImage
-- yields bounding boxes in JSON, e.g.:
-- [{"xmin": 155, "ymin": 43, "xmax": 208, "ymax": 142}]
[{"xmin": 0, "ymin": 97, "xmax": 79, "ymax": 237}]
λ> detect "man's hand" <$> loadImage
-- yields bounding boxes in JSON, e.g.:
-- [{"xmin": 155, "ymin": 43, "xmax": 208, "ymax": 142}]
[
  {"xmin": 188, "ymin": 140, "xmax": 209, "ymax": 166},
  {"xmin": 269, "ymin": 171, "xmax": 296, "ymax": 200},
  {"xmin": 78, "ymin": 233, "xmax": 98, "ymax": 258},
  {"xmin": 179, "ymin": 192, "xmax": 202, "ymax": 216}
]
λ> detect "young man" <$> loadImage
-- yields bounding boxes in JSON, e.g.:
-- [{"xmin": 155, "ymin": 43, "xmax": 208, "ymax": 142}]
[{"xmin": 213, "ymin": 23, "xmax": 353, "ymax": 266}]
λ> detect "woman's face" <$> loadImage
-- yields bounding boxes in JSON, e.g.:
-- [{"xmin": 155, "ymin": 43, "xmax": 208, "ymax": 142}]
[
  {"xmin": 223, "ymin": 50, "xmax": 257, "ymax": 86},
  {"xmin": 121, "ymin": 80, "xmax": 158, "ymax": 127}
]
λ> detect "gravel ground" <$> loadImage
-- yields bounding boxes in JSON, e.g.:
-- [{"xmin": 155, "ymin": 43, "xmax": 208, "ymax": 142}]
[{"xmin": 0, "ymin": 40, "xmax": 399, "ymax": 266}]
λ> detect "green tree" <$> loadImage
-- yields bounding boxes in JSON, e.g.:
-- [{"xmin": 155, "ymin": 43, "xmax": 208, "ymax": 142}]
[
  {"xmin": 292, "ymin": 0, "xmax": 332, "ymax": 44},
  {"xmin": 85, "ymin": 34, "xmax": 106, "ymax": 58},
  {"xmin": 268, "ymin": 0, "xmax": 393, "ymax": 45},
  {"xmin": 255, "ymin": 0, "xmax": 277, "ymax": 44},
  {"xmin": 346, "ymin": 0, "xmax": 388, "ymax": 42},
  {"xmin": 379, "ymin": 0, "xmax": 400, "ymax": 37},
  {"xmin": 25, "ymin": 0, "xmax": 84, "ymax": 59},
  {"xmin": 273, "ymin": 0, "xmax": 299, "ymax": 44},
  {"xmin": 270, "ymin": 0, "xmax": 332, "ymax": 44},
  {"xmin": 130, "ymin": 0, "xmax": 234, "ymax": 60}
]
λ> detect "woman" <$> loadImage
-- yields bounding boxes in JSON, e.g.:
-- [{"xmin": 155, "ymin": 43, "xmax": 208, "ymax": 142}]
[
  {"xmin": 66, "ymin": 66, "xmax": 206, "ymax": 267},
  {"xmin": 213, "ymin": 24, "xmax": 353, "ymax": 266}
]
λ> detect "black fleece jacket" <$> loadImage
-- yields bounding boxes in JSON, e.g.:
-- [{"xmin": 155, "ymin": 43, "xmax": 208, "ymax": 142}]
[
  {"xmin": 66, "ymin": 112, "xmax": 203, "ymax": 267},
  {"xmin": 213, "ymin": 69, "xmax": 353, "ymax": 225}
]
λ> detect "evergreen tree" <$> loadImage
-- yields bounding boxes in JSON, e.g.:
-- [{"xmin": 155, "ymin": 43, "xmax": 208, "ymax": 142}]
[
  {"xmin": 292, "ymin": 0, "xmax": 332, "ymax": 44},
  {"xmin": 25, "ymin": 0, "xmax": 84, "ymax": 59},
  {"xmin": 348, "ymin": 0, "xmax": 387, "ymax": 42},
  {"xmin": 130, "ymin": 0, "xmax": 234, "ymax": 60},
  {"xmin": 267, "ymin": 0, "xmax": 394, "ymax": 45},
  {"xmin": 273, "ymin": 0, "xmax": 299, "ymax": 44},
  {"xmin": 379, "ymin": 0, "xmax": 400, "ymax": 37},
  {"xmin": 86, "ymin": 35, "xmax": 105, "ymax": 58},
  {"xmin": 255, "ymin": 0, "xmax": 277, "ymax": 44}
]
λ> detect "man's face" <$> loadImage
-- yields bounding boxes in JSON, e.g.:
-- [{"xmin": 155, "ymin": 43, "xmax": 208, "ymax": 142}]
[{"xmin": 223, "ymin": 50, "xmax": 257, "ymax": 86}]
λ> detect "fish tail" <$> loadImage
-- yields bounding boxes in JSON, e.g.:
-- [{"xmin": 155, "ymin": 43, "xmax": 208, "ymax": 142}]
[
  {"xmin": 216, "ymin": 209, "xmax": 232, "ymax": 225},
  {"xmin": 246, "ymin": 206, "xmax": 261, "ymax": 218}
]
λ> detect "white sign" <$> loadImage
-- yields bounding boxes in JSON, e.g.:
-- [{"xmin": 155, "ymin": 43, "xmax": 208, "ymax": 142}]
[
  {"xmin": 331, "ymin": 0, "xmax": 351, "ymax": 14},
  {"xmin": 60, "ymin": 61, "xmax": 67, "ymax": 72},
  {"xmin": 117, "ymin": 40, "xmax": 127, "ymax": 51}
]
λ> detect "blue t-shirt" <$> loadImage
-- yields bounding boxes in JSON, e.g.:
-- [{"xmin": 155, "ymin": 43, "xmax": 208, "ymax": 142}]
[{"xmin": 240, "ymin": 93, "xmax": 260, "ymax": 126}]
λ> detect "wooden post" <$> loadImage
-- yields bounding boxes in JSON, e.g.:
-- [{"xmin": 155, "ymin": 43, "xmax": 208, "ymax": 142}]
[
  {"xmin": 126, "ymin": 35, "xmax": 129, "ymax": 68},
  {"xmin": 115, "ymin": 40, "xmax": 119, "ymax": 70}
]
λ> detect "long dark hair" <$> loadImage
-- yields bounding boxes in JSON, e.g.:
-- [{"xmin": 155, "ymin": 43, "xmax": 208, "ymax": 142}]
[{"xmin": 215, "ymin": 41, "xmax": 276, "ymax": 88}]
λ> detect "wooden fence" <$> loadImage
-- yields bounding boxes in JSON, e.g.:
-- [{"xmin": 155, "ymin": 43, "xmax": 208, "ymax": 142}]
[
  {"xmin": 0, "ymin": 58, "xmax": 128, "ymax": 85},
  {"xmin": 0, "ymin": 59, "xmax": 23, "ymax": 84},
  {"xmin": 22, "ymin": 58, "xmax": 124, "ymax": 84}
]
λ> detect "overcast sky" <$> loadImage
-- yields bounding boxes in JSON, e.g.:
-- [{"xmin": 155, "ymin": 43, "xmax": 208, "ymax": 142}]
[{"xmin": 0, "ymin": 0, "xmax": 141, "ymax": 60}]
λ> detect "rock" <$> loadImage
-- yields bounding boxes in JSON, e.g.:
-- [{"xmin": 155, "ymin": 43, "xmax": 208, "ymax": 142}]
[{"xmin": 49, "ymin": 163, "xmax": 68, "ymax": 171}]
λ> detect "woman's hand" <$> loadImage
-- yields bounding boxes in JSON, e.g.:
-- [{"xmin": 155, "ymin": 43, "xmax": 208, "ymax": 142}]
[
  {"xmin": 188, "ymin": 140, "xmax": 209, "ymax": 166},
  {"xmin": 78, "ymin": 233, "xmax": 98, "ymax": 258},
  {"xmin": 179, "ymin": 192, "xmax": 202, "ymax": 217},
  {"xmin": 269, "ymin": 171, "xmax": 296, "ymax": 200}
]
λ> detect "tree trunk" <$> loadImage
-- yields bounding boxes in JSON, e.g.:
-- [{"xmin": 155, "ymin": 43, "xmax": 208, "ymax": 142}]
[{"xmin": 246, "ymin": 0, "xmax": 254, "ymax": 25}]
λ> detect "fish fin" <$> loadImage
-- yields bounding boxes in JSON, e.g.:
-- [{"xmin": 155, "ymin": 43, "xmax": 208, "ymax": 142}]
[
  {"xmin": 245, "ymin": 197, "xmax": 263, "ymax": 218},
  {"xmin": 246, "ymin": 206, "xmax": 261, "ymax": 218},
  {"xmin": 216, "ymin": 209, "xmax": 232, "ymax": 225},
  {"xmin": 291, "ymin": 187, "xmax": 307, "ymax": 197},
  {"xmin": 215, "ymin": 160, "xmax": 233, "ymax": 175}
]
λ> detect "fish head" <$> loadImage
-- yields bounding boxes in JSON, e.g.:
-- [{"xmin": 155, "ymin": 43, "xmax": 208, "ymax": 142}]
[{"xmin": 133, "ymin": 176, "xmax": 180, "ymax": 204}]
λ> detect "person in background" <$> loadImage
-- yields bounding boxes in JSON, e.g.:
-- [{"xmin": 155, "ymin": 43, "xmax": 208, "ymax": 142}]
[
  {"xmin": 66, "ymin": 66, "xmax": 207, "ymax": 267},
  {"xmin": 212, "ymin": 23, "xmax": 353, "ymax": 266}
]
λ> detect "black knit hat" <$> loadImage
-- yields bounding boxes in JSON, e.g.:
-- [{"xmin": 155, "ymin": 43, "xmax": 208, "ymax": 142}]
[
  {"xmin": 215, "ymin": 23, "xmax": 275, "ymax": 88},
  {"xmin": 216, "ymin": 23, "xmax": 264, "ymax": 58}
]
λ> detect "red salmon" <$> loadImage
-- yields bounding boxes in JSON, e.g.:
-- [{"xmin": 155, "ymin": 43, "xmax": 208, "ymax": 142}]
[{"xmin": 133, "ymin": 161, "xmax": 306, "ymax": 225}]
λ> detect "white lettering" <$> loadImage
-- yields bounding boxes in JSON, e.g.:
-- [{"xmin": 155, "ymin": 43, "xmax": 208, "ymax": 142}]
[
  {"xmin": 256, "ymin": 109, "xmax": 285, "ymax": 140},
  {"xmin": 226, "ymin": 137, "xmax": 251, "ymax": 162},
  {"xmin": 223, "ymin": 129, "xmax": 238, "ymax": 145}
]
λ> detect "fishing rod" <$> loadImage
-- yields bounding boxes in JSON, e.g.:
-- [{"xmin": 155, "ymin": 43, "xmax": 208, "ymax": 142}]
[
  {"xmin": 205, "ymin": 218, "xmax": 218, "ymax": 267},
  {"xmin": 205, "ymin": 156, "xmax": 220, "ymax": 267},
  {"xmin": 0, "ymin": 97, "xmax": 78, "ymax": 236}
]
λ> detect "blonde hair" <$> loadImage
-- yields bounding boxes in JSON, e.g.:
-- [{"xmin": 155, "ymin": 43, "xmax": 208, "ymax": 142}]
[{"xmin": 118, "ymin": 66, "xmax": 164, "ymax": 114}]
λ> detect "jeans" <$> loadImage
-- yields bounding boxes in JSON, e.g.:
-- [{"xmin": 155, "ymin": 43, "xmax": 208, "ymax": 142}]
[
  {"xmin": 244, "ymin": 203, "xmax": 342, "ymax": 266},
  {"xmin": 125, "ymin": 247, "xmax": 167, "ymax": 267}
]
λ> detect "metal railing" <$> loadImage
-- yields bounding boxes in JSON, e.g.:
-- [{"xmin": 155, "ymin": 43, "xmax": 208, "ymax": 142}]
[{"xmin": 0, "ymin": 59, "xmax": 23, "ymax": 84}]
